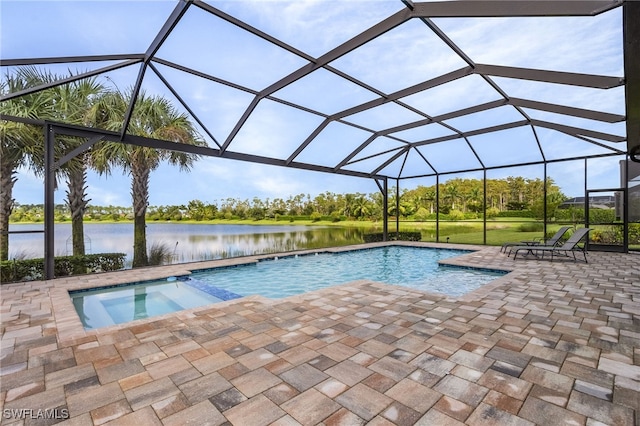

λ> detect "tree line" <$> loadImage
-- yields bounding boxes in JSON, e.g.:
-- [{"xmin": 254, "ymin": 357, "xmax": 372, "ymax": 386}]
[{"xmin": 10, "ymin": 174, "xmax": 564, "ymax": 224}]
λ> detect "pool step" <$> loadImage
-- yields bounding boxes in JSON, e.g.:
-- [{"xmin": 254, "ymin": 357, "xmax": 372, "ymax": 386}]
[{"xmin": 184, "ymin": 278, "xmax": 243, "ymax": 301}]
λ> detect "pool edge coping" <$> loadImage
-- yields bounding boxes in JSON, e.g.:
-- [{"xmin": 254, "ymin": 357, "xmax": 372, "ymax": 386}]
[{"xmin": 47, "ymin": 242, "xmax": 515, "ymax": 341}]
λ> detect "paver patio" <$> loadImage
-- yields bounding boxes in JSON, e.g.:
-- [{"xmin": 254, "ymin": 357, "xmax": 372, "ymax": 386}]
[{"xmin": 1, "ymin": 242, "xmax": 638, "ymax": 425}]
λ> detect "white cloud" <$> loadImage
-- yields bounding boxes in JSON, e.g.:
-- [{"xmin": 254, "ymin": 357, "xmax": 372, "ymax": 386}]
[
  {"xmin": 87, "ymin": 184, "xmax": 130, "ymax": 207},
  {"xmin": 331, "ymin": 18, "xmax": 469, "ymax": 94},
  {"xmin": 586, "ymin": 156, "xmax": 626, "ymax": 189},
  {"xmin": 230, "ymin": 99, "xmax": 325, "ymax": 158},
  {"xmin": 221, "ymin": 0, "xmax": 402, "ymax": 57},
  {"xmin": 436, "ymin": 12, "xmax": 622, "ymax": 75},
  {"xmin": 401, "ymin": 74, "xmax": 501, "ymax": 118}
]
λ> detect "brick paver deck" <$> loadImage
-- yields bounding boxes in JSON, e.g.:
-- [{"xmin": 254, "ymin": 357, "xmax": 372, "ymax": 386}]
[{"xmin": 1, "ymin": 242, "xmax": 638, "ymax": 425}]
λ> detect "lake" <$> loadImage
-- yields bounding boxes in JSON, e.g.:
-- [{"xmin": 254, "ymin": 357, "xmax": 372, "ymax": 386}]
[{"xmin": 7, "ymin": 222, "xmax": 374, "ymax": 266}]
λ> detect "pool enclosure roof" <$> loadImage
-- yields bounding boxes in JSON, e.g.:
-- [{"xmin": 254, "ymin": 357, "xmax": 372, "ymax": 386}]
[{"xmin": 2, "ymin": 0, "xmax": 638, "ymax": 182}]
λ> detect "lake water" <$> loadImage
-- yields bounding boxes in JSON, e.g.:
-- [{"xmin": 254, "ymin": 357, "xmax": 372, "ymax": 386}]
[{"xmin": 7, "ymin": 222, "xmax": 373, "ymax": 266}]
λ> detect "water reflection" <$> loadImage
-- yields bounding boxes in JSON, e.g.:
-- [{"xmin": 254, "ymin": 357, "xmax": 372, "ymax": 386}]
[
  {"xmin": 8, "ymin": 223, "xmax": 374, "ymax": 266},
  {"xmin": 133, "ymin": 287, "xmax": 148, "ymax": 320}
]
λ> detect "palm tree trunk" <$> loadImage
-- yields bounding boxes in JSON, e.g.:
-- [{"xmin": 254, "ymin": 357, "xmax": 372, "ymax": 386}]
[
  {"xmin": 66, "ymin": 164, "xmax": 89, "ymax": 257},
  {"xmin": 131, "ymin": 159, "xmax": 149, "ymax": 267},
  {"xmin": 0, "ymin": 160, "xmax": 17, "ymax": 261}
]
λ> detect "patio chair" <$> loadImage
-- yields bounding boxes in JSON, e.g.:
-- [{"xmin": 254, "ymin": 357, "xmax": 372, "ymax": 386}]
[
  {"xmin": 512, "ymin": 228, "xmax": 592, "ymax": 262},
  {"xmin": 501, "ymin": 226, "xmax": 571, "ymax": 256}
]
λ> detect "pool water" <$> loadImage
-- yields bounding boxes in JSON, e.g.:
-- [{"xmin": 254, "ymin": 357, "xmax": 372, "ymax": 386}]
[
  {"xmin": 70, "ymin": 246, "xmax": 506, "ymax": 330},
  {"xmin": 70, "ymin": 280, "xmax": 223, "ymax": 330},
  {"xmin": 190, "ymin": 246, "xmax": 505, "ymax": 299}
]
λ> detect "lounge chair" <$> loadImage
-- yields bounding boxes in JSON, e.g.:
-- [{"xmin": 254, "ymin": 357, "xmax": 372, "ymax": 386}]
[
  {"xmin": 501, "ymin": 226, "xmax": 571, "ymax": 256},
  {"xmin": 512, "ymin": 228, "xmax": 592, "ymax": 262}
]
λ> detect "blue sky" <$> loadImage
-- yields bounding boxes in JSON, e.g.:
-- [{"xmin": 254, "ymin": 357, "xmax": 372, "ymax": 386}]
[{"xmin": 2, "ymin": 0, "xmax": 627, "ymax": 206}]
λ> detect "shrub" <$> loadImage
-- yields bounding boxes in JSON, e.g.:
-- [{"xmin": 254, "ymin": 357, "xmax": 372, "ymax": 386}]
[
  {"xmin": 591, "ymin": 228, "xmax": 621, "ymax": 244},
  {"xmin": 438, "ymin": 205, "xmax": 450, "ymax": 215},
  {"xmin": 589, "ymin": 224, "xmax": 640, "ymax": 245},
  {"xmin": 485, "ymin": 207, "xmax": 501, "ymax": 219},
  {"xmin": 148, "ymin": 242, "xmax": 174, "ymax": 266},
  {"xmin": 629, "ymin": 223, "xmax": 640, "ymax": 244},
  {"xmin": 249, "ymin": 208, "xmax": 265, "ymax": 221},
  {"xmin": 447, "ymin": 210, "xmax": 465, "ymax": 221},
  {"xmin": 1, "ymin": 253, "xmax": 126, "ymax": 283},
  {"xmin": 310, "ymin": 212, "xmax": 322, "ymax": 222},
  {"xmin": 363, "ymin": 232, "xmax": 422, "ymax": 243},
  {"xmin": 330, "ymin": 211, "xmax": 346, "ymax": 222},
  {"xmin": 414, "ymin": 207, "xmax": 433, "ymax": 221}
]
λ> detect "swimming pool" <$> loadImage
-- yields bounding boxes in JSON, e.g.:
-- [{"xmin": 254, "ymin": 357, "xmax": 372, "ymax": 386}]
[
  {"xmin": 70, "ymin": 246, "xmax": 507, "ymax": 329},
  {"xmin": 190, "ymin": 246, "xmax": 505, "ymax": 298}
]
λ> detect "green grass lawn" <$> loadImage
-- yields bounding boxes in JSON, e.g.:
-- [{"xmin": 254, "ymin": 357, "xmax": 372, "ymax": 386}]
[{"xmin": 390, "ymin": 220, "xmax": 569, "ymax": 246}]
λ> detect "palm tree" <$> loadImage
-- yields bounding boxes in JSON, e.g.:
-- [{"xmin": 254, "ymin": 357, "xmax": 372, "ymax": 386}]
[
  {"xmin": 387, "ymin": 193, "xmax": 409, "ymax": 218},
  {"xmin": 372, "ymin": 201, "xmax": 383, "ymax": 220},
  {"xmin": 467, "ymin": 186, "xmax": 483, "ymax": 213},
  {"xmin": 343, "ymin": 193, "xmax": 356, "ymax": 218},
  {"xmin": 507, "ymin": 176, "xmax": 527, "ymax": 206},
  {"xmin": 24, "ymin": 68, "xmax": 106, "ymax": 257},
  {"xmin": 89, "ymin": 88, "xmax": 205, "ymax": 267},
  {"xmin": 352, "ymin": 194, "xmax": 371, "ymax": 219},
  {"xmin": 0, "ymin": 68, "xmax": 53, "ymax": 260},
  {"xmin": 443, "ymin": 182, "xmax": 460, "ymax": 210},
  {"xmin": 409, "ymin": 193, "xmax": 425, "ymax": 214},
  {"xmin": 424, "ymin": 188, "xmax": 436, "ymax": 214},
  {"xmin": 2, "ymin": 67, "xmax": 105, "ymax": 262}
]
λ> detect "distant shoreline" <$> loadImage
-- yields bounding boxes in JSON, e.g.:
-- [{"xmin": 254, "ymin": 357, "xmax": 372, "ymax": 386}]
[{"xmin": 9, "ymin": 218, "xmax": 383, "ymax": 227}]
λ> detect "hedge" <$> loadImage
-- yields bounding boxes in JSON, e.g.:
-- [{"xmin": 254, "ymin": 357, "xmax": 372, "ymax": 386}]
[
  {"xmin": 363, "ymin": 232, "xmax": 422, "ymax": 243},
  {"xmin": 555, "ymin": 208, "xmax": 617, "ymax": 223},
  {"xmin": 275, "ymin": 214, "xmax": 346, "ymax": 222},
  {"xmin": 1, "ymin": 253, "xmax": 126, "ymax": 283}
]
